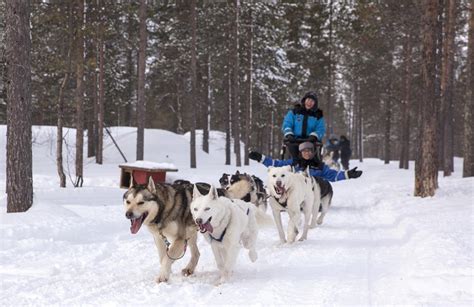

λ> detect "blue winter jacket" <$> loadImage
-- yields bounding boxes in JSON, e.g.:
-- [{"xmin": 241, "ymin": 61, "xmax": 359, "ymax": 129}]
[
  {"xmin": 261, "ymin": 156, "xmax": 347, "ymax": 182},
  {"xmin": 282, "ymin": 106, "xmax": 326, "ymax": 140}
]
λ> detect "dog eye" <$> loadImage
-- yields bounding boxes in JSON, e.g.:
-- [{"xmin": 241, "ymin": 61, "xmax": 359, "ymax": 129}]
[
  {"xmin": 205, "ymin": 207, "xmax": 210, "ymax": 211},
  {"xmin": 193, "ymin": 208, "xmax": 197, "ymax": 211},
  {"xmin": 138, "ymin": 201, "xmax": 144, "ymax": 205},
  {"xmin": 272, "ymin": 175, "xmax": 276, "ymax": 177},
  {"xmin": 282, "ymin": 174, "xmax": 285, "ymax": 177},
  {"xmin": 126, "ymin": 200, "xmax": 130, "ymax": 204}
]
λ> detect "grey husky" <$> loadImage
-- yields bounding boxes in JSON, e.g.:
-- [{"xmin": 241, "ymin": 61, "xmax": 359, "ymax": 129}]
[{"xmin": 123, "ymin": 177, "xmax": 200, "ymax": 283}]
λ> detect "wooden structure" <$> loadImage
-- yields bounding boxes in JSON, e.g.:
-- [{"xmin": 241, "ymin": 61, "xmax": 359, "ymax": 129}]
[{"xmin": 119, "ymin": 162, "xmax": 178, "ymax": 188}]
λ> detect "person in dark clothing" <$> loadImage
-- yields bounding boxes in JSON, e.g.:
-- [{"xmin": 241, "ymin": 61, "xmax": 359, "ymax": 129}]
[
  {"xmin": 339, "ymin": 135, "xmax": 352, "ymax": 170},
  {"xmin": 282, "ymin": 91, "xmax": 326, "ymax": 159},
  {"xmin": 249, "ymin": 142, "xmax": 362, "ymax": 182},
  {"xmin": 325, "ymin": 135, "xmax": 340, "ymax": 162}
]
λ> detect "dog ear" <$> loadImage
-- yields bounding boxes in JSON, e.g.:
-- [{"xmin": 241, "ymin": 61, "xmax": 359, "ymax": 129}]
[
  {"xmin": 147, "ymin": 176, "xmax": 156, "ymax": 194},
  {"xmin": 208, "ymin": 185, "xmax": 218, "ymax": 200},
  {"xmin": 129, "ymin": 174, "xmax": 135, "ymax": 188},
  {"xmin": 235, "ymin": 170, "xmax": 240, "ymax": 175},
  {"xmin": 193, "ymin": 184, "xmax": 204, "ymax": 198}
]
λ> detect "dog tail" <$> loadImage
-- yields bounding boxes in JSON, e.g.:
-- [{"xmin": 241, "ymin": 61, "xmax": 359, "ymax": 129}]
[{"xmin": 254, "ymin": 207, "xmax": 274, "ymax": 228}]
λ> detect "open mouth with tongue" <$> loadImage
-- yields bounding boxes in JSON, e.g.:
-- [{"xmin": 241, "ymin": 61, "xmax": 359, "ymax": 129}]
[
  {"xmin": 196, "ymin": 217, "xmax": 213, "ymax": 234},
  {"xmin": 129, "ymin": 212, "xmax": 148, "ymax": 234},
  {"xmin": 274, "ymin": 185, "xmax": 286, "ymax": 195}
]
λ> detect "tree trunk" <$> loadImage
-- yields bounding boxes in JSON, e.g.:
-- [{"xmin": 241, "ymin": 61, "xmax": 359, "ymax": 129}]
[
  {"xmin": 6, "ymin": 0, "xmax": 33, "ymax": 212},
  {"xmin": 57, "ymin": 72, "xmax": 68, "ymax": 188},
  {"xmin": 136, "ymin": 0, "xmax": 146, "ymax": 161},
  {"xmin": 232, "ymin": 0, "xmax": 241, "ymax": 167},
  {"xmin": 190, "ymin": 0, "xmax": 197, "ymax": 168},
  {"xmin": 125, "ymin": 8, "xmax": 134, "ymax": 127},
  {"xmin": 383, "ymin": 97, "xmax": 391, "ymax": 164},
  {"xmin": 225, "ymin": 63, "xmax": 231, "ymax": 166},
  {"xmin": 400, "ymin": 33, "xmax": 412, "ymax": 170},
  {"xmin": 202, "ymin": 46, "xmax": 210, "ymax": 154},
  {"xmin": 326, "ymin": 0, "xmax": 334, "ymax": 134},
  {"xmin": 357, "ymin": 82, "xmax": 363, "ymax": 162},
  {"xmin": 441, "ymin": 0, "xmax": 456, "ymax": 176},
  {"xmin": 463, "ymin": 0, "xmax": 474, "ymax": 177},
  {"xmin": 74, "ymin": 0, "xmax": 85, "ymax": 188},
  {"xmin": 96, "ymin": 12, "xmax": 104, "ymax": 165},
  {"xmin": 244, "ymin": 3, "xmax": 253, "ymax": 166},
  {"xmin": 86, "ymin": 0, "xmax": 96, "ymax": 158},
  {"xmin": 415, "ymin": 0, "xmax": 439, "ymax": 197},
  {"xmin": 436, "ymin": 0, "xmax": 444, "ymax": 172}
]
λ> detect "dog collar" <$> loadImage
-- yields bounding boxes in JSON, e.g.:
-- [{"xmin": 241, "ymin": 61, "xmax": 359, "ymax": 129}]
[{"xmin": 209, "ymin": 227, "xmax": 227, "ymax": 242}]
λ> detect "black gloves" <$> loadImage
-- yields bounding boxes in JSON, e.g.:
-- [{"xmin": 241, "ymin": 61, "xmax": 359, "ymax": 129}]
[
  {"xmin": 347, "ymin": 167, "xmax": 363, "ymax": 179},
  {"xmin": 284, "ymin": 134, "xmax": 296, "ymax": 142},
  {"xmin": 249, "ymin": 151, "xmax": 263, "ymax": 162},
  {"xmin": 308, "ymin": 135, "xmax": 318, "ymax": 143}
]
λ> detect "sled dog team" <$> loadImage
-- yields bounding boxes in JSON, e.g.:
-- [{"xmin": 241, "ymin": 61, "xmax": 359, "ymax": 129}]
[{"xmin": 123, "ymin": 165, "xmax": 337, "ymax": 285}]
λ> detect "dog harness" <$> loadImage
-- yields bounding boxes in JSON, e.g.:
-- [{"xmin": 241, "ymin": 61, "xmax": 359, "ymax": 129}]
[{"xmin": 208, "ymin": 208, "xmax": 250, "ymax": 242}]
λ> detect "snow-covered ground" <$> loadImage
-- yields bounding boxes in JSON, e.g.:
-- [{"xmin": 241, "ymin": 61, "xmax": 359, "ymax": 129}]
[{"xmin": 0, "ymin": 126, "xmax": 472, "ymax": 306}]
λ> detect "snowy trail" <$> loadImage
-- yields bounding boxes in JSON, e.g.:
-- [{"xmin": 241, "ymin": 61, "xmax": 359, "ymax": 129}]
[{"xmin": 1, "ymin": 127, "xmax": 472, "ymax": 306}]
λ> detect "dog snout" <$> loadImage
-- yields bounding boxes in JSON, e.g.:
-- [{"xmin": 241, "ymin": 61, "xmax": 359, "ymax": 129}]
[
  {"xmin": 276, "ymin": 180, "xmax": 282, "ymax": 187},
  {"xmin": 195, "ymin": 218, "xmax": 203, "ymax": 224},
  {"xmin": 125, "ymin": 211, "xmax": 133, "ymax": 219}
]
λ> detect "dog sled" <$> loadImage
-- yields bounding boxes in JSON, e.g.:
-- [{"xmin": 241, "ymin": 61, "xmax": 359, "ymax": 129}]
[{"xmin": 279, "ymin": 137, "xmax": 323, "ymax": 160}]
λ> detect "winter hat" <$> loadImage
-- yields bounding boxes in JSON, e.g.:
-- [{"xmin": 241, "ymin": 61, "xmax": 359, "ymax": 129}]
[
  {"xmin": 299, "ymin": 142, "xmax": 314, "ymax": 152},
  {"xmin": 301, "ymin": 91, "xmax": 318, "ymax": 107}
]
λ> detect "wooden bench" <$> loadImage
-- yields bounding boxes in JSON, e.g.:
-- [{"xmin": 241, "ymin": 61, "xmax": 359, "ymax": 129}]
[{"xmin": 119, "ymin": 161, "xmax": 178, "ymax": 189}]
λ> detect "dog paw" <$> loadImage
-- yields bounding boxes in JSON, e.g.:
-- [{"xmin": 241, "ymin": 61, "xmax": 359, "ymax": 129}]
[
  {"xmin": 317, "ymin": 218, "xmax": 323, "ymax": 225},
  {"xmin": 181, "ymin": 268, "xmax": 194, "ymax": 276},
  {"xmin": 249, "ymin": 250, "xmax": 258, "ymax": 262},
  {"xmin": 155, "ymin": 276, "xmax": 168, "ymax": 283},
  {"xmin": 298, "ymin": 236, "xmax": 307, "ymax": 242}
]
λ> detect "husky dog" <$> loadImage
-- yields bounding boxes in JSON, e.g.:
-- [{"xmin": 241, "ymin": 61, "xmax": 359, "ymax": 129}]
[
  {"xmin": 224, "ymin": 171, "xmax": 268, "ymax": 212},
  {"xmin": 301, "ymin": 169, "xmax": 334, "ymax": 226},
  {"xmin": 267, "ymin": 166, "xmax": 315, "ymax": 243},
  {"xmin": 191, "ymin": 185, "xmax": 259, "ymax": 284},
  {"xmin": 218, "ymin": 173, "xmax": 232, "ymax": 189},
  {"xmin": 123, "ymin": 177, "xmax": 200, "ymax": 283},
  {"xmin": 322, "ymin": 151, "xmax": 341, "ymax": 171}
]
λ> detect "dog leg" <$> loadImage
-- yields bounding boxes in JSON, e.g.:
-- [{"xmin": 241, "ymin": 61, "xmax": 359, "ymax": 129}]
[
  {"xmin": 155, "ymin": 239, "xmax": 186, "ymax": 283},
  {"xmin": 242, "ymin": 215, "xmax": 258, "ymax": 262},
  {"xmin": 182, "ymin": 233, "xmax": 200, "ymax": 277},
  {"xmin": 310, "ymin": 200, "xmax": 321, "ymax": 228},
  {"xmin": 211, "ymin": 243, "xmax": 225, "ymax": 272},
  {"xmin": 287, "ymin": 210, "xmax": 301, "ymax": 243},
  {"xmin": 299, "ymin": 204, "xmax": 312, "ymax": 241},
  {"xmin": 152, "ymin": 233, "xmax": 167, "ymax": 264},
  {"xmin": 219, "ymin": 245, "xmax": 239, "ymax": 284},
  {"xmin": 271, "ymin": 208, "xmax": 286, "ymax": 244},
  {"xmin": 317, "ymin": 196, "xmax": 330, "ymax": 225}
]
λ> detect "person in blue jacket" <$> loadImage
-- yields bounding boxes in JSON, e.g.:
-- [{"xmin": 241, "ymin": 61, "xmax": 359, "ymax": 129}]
[
  {"xmin": 249, "ymin": 142, "xmax": 362, "ymax": 182},
  {"xmin": 282, "ymin": 91, "xmax": 326, "ymax": 158}
]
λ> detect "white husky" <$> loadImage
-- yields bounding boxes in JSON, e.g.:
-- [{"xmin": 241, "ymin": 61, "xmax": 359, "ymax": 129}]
[
  {"xmin": 267, "ymin": 166, "xmax": 316, "ymax": 243},
  {"xmin": 191, "ymin": 185, "xmax": 259, "ymax": 284}
]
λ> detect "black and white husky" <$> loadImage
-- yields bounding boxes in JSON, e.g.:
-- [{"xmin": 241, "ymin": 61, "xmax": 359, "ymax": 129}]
[{"xmin": 219, "ymin": 171, "xmax": 268, "ymax": 212}]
